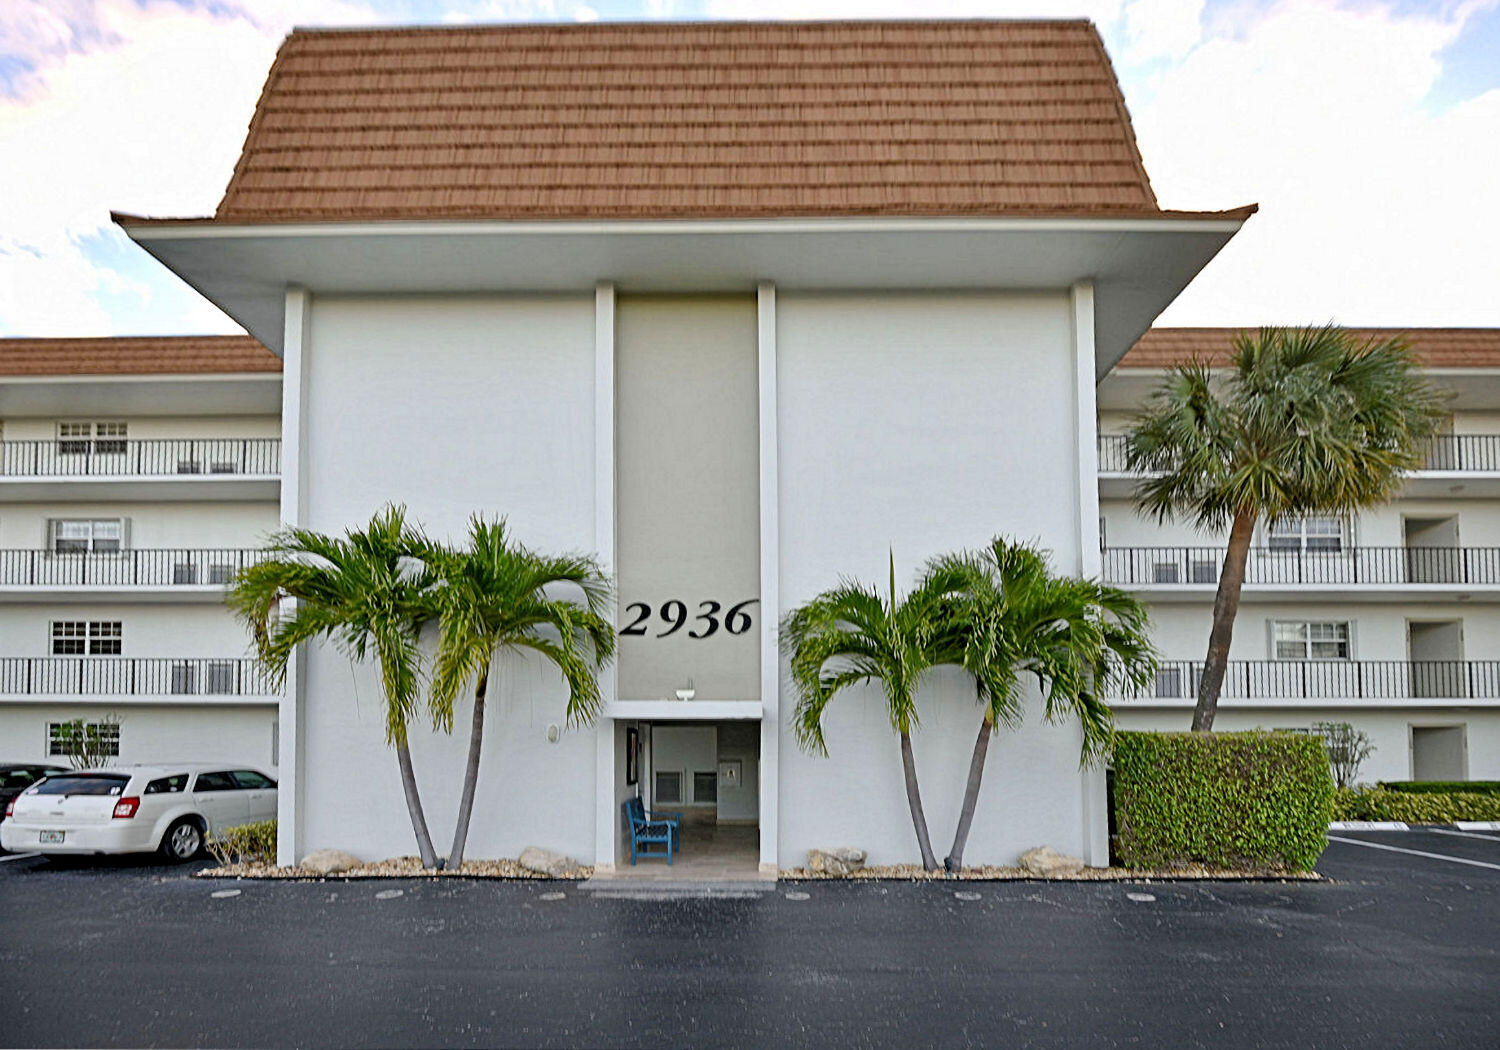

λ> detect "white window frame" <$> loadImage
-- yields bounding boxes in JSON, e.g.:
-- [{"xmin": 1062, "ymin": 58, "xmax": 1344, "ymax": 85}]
[
  {"xmin": 50, "ymin": 620, "xmax": 123, "ymax": 656},
  {"xmin": 653, "ymin": 768, "xmax": 684, "ymax": 805},
  {"xmin": 1271, "ymin": 620, "xmax": 1352, "ymax": 661},
  {"xmin": 49, "ymin": 518, "xmax": 125, "ymax": 554},
  {"xmin": 57, "ymin": 421, "xmax": 128, "ymax": 455},
  {"xmin": 1264, "ymin": 516, "xmax": 1348, "ymax": 554},
  {"xmin": 47, "ymin": 721, "xmax": 120, "ymax": 758}
]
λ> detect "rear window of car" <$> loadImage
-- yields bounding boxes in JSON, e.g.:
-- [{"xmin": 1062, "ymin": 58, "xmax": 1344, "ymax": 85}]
[
  {"xmin": 230, "ymin": 771, "xmax": 275, "ymax": 789},
  {"xmin": 145, "ymin": 775, "xmax": 188, "ymax": 794},
  {"xmin": 30, "ymin": 773, "xmax": 130, "ymax": 796},
  {"xmin": 192, "ymin": 771, "xmax": 236, "ymax": 792},
  {"xmin": 2, "ymin": 770, "xmax": 36, "ymax": 789}
]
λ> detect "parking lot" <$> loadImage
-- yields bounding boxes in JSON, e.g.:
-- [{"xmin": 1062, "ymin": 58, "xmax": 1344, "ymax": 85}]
[{"xmin": 1, "ymin": 830, "xmax": 1497, "ymax": 1049}]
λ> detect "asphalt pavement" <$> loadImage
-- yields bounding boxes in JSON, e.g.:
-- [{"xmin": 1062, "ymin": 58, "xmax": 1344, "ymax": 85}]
[{"xmin": 1, "ymin": 830, "xmax": 1497, "ymax": 1049}]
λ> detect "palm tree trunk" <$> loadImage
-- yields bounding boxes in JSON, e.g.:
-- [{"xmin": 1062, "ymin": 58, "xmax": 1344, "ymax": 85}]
[
  {"xmin": 447, "ymin": 656, "xmax": 491, "ymax": 870},
  {"xmin": 899, "ymin": 730, "xmax": 940, "ymax": 871},
  {"xmin": 394, "ymin": 737, "xmax": 440, "ymax": 870},
  {"xmin": 944, "ymin": 714, "xmax": 994, "ymax": 872},
  {"xmin": 1192, "ymin": 510, "xmax": 1256, "ymax": 732}
]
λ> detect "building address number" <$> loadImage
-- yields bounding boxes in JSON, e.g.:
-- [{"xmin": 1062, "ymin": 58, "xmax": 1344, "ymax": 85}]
[{"xmin": 621, "ymin": 599, "xmax": 758, "ymax": 639}]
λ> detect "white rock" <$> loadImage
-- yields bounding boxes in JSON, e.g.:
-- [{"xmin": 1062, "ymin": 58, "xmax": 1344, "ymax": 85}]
[
  {"xmin": 1018, "ymin": 846, "xmax": 1086, "ymax": 878},
  {"xmin": 301, "ymin": 848, "xmax": 363, "ymax": 875},
  {"xmin": 518, "ymin": 846, "xmax": 577, "ymax": 877},
  {"xmin": 807, "ymin": 847, "xmax": 867, "ymax": 876}
]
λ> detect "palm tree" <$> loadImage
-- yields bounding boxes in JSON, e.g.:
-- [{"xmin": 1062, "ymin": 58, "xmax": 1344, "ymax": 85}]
[
  {"xmin": 424, "ymin": 518, "xmax": 614, "ymax": 870},
  {"xmin": 228, "ymin": 505, "xmax": 445, "ymax": 869},
  {"xmin": 1126, "ymin": 325, "xmax": 1445, "ymax": 731},
  {"xmin": 926, "ymin": 538, "xmax": 1157, "ymax": 871},
  {"xmin": 781, "ymin": 554, "xmax": 964, "ymax": 872}
]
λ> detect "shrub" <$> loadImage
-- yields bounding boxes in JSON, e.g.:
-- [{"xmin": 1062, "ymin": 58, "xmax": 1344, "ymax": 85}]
[
  {"xmin": 1333, "ymin": 788, "xmax": 1500, "ymax": 823},
  {"xmin": 206, "ymin": 820, "xmax": 277, "ymax": 866},
  {"xmin": 1113, "ymin": 730, "xmax": 1333, "ymax": 871},
  {"xmin": 1376, "ymin": 781, "xmax": 1500, "ymax": 796}
]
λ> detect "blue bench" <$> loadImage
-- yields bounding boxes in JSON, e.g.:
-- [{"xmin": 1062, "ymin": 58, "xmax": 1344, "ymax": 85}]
[{"xmin": 624, "ymin": 796, "xmax": 682, "ymax": 865}]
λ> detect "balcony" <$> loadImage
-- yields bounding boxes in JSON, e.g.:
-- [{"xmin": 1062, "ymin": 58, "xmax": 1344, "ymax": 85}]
[
  {"xmin": 1128, "ymin": 660, "xmax": 1500, "ymax": 708},
  {"xmin": 0, "ymin": 438, "xmax": 279, "ymax": 501},
  {"xmin": 1102, "ymin": 546, "xmax": 1500, "ymax": 601},
  {"xmin": 1099, "ymin": 434, "xmax": 1500, "ymax": 497},
  {"xmin": 0, "ymin": 657, "xmax": 277, "ymax": 702},
  {"xmin": 0, "ymin": 549, "xmax": 266, "ymax": 603}
]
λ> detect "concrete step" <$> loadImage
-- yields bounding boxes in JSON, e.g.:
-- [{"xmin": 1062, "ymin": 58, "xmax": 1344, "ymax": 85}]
[{"xmin": 578, "ymin": 878, "xmax": 779, "ymax": 900}]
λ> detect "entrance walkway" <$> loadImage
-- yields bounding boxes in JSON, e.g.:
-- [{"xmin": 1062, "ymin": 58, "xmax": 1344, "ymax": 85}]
[{"xmin": 599, "ymin": 822, "xmax": 768, "ymax": 882}]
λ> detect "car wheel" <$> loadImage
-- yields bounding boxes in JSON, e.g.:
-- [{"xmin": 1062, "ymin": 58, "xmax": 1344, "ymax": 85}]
[{"xmin": 160, "ymin": 818, "xmax": 203, "ymax": 863}]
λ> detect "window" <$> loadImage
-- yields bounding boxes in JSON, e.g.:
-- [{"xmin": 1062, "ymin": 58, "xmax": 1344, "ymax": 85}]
[
  {"xmin": 1155, "ymin": 667, "xmax": 1184, "ymax": 698},
  {"xmin": 207, "ymin": 563, "xmax": 234, "ymax": 585},
  {"xmin": 145, "ymin": 774, "xmax": 188, "ymax": 794},
  {"xmin": 46, "ymin": 723, "xmax": 120, "ymax": 759},
  {"xmin": 171, "ymin": 663, "xmax": 197, "ymax": 694},
  {"xmin": 173, "ymin": 562, "xmax": 197, "ymax": 585},
  {"xmin": 50, "ymin": 519, "xmax": 123, "ymax": 554},
  {"xmin": 653, "ymin": 770, "xmax": 683, "ymax": 805},
  {"xmin": 30, "ymin": 770, "xmax": 126, "ymax": 794},
  {"xmin": 1152, "ymin": 562, "xmax": 1180, "ymax": 584},
  {"xmin": 1267, "ymin": 516, "xmax": 1345, "ymax": 553},
  {"xmin": 193, "ymin": 771, "xmax": 236, "ymax": 792},
  {"xmin": 57, "ymin": 421, "xmax": 127, "ymax": 455},
  {"xmin": 206, "ymin": 661, "xmax": 236, "ymax": 694},
  {"xmin": 1274, "ymin": 621, "xmax": 1350, "ymax": 660},
  {"xmin": 51, "ymin": 621, "xmax": 122, "ymax": 656},
  {"xmin": 231, "ymin": 770, "xmax": 275, "ymax": 790},
  {"xmin": 693, "ymin": 771, "xmax": 718, "ymax": 804}
]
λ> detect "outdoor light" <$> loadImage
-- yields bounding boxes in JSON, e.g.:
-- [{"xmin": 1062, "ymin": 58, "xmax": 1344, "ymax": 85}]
[
  {"xmin": 546, "ymin": 724, "xmax": 560, "ymax": 743},
  {"xmin": 674, "ymin": 678, "xmax": 696, "ymax": 702}
]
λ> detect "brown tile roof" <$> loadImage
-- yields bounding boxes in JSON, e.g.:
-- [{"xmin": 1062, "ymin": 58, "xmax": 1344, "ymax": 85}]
[
  {"xmin": 195, "ymin": 18, "xmax": 1253, "ymax": 224},
  {"xmin": 0, "ymin": 336, "xmax": 280, "ymax": 377},
  {"xmin": 1119, "ymin": 328, "xmax": 1500, "ymax": 370}
]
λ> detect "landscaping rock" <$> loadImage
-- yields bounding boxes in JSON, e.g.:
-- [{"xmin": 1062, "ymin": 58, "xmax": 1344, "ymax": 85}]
[
  {"xmin": 518, "ymin": 846, "xmax": 577, "ymax": 877},
  {"xmin": 1018, "ymin": 846, "xmax": 1086, "ymax": 877},
  {"xmin": 301, "ymin": 849, "xmax": 363, "ymax": 875},
  {"xmin": 807, "ymin": 847, "xmax": 867, "ymax": 876}
]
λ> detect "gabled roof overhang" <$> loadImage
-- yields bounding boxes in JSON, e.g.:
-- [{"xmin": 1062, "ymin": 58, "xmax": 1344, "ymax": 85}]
[{"xmin": 117, "ymin": 210, "xmax": 1254, "ymax": 379}]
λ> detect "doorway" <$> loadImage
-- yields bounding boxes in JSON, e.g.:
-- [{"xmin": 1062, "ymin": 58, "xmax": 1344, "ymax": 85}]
[
  {"xmin": 1411, "ymin": 724, "xmax": 1467, "ymax": 781},
  {"xmin": 1403, "ymin": 515, "xmax": 1462, "ymax": 583},
  {"xmin": 1407, "ymin": 619, "xmax": 1465, "ymax": 698}
]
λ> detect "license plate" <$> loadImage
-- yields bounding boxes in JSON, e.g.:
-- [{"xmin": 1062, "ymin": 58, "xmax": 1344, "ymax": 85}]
[{"xmin": 39, "ymin": 830, "xmax": 64, "ymax": 845}]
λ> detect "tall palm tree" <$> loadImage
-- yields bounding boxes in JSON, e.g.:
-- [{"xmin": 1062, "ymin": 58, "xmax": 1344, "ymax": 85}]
[
  {"xmin": 424, "ymin": 518, "xmax": 614, "ymax": 870},
  {"xmin": 228, "ymin": 505, "xmax": 444, "ymax": 869},
  {"xmin": 927, "ymin": 538, "xmax": 1156, "ymax": 871},
  {"xmin": 782, "ymin": 555, "xmax": 964, "ymax": 872},
  {"xmin": 1126, "ymin": 325, "xmax": 1444, "ymax": 731}
]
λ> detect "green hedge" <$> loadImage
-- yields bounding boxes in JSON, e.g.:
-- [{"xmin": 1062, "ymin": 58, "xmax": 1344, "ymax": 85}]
[
  {"xmin": 206, "ymin": 820, "xmax": 277, "ymax": 866},
  {"xmin": 1377, "ymin": 781, "xmax": 1500, "ymax": 796},
  {"xmin": 1334, "ymin": 788, "xmax": 1500, "ymax": 823},
  {"xmin": 1113, "ymin": 730, "xmax": 1333, "ymax": 871}
]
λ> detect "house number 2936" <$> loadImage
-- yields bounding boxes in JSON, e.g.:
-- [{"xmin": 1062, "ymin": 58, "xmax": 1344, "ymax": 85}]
[{"xmin": 620, "ymin": 599, "xmax": 758, "ymax": 639}]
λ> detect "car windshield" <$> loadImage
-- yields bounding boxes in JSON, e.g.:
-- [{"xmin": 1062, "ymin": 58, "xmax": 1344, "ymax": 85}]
[{"xmin": 30, "ymin": 773, "xmax": 130, "ymax": 796}]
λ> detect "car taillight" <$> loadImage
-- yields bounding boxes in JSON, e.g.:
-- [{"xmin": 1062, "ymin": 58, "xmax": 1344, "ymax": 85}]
[
  {"xmin": 112, "ymin": 796, "xmax": 140, "ymax": 819},
  {"xmin": 4, "ymin": 799, "xmax": 12, "ymax": 818}
]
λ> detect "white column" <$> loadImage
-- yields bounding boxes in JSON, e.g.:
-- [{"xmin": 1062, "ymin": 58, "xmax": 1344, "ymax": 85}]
[
  {"xmin": 757, "ymin": 281, "xmax": 781, "ymax": 875},
  {"xmin": 276, "ymin": 287, "xmax": 311, "ymax": 868},
  {"xmin": 592, "ymin": 282, "xmax": 619, "ymax": 871},
  {"xmin": 1071, "ymin": 280, "xmax": 1109, "ymax": 867}
]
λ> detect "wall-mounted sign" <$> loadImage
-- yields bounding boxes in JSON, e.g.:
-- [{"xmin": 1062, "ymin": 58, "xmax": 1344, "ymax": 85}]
[{"xmin": 620, "ymin": 599, "xmax": 758, "ymax": 639}]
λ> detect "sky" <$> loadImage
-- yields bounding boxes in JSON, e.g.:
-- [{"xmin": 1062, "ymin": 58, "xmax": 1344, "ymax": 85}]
[{"xmin": 1, "ymin": 0, "xmax": 1498, "ymax": 337}]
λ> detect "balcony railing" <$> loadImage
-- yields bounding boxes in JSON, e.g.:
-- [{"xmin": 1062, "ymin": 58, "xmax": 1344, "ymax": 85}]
[
  {"xmin": 0, "ymin": 439, "xmax": 280, "ymax": 478},
  {"xmin": 0, "ymin": 657, "xmax": 277, "ymax": 697},
  {"xmin": 1146, "ymin": 660, "xmax": 1500, "ymax": 701},
  {"xmin": 1099, "ymin": 434, "xmax": 1500, "ymax": 474},
  {"xmin": 0, "ymin": 549, "xmax": 266, "ymax": 588},
  {"xmin": 1102, "ymin": 546, "xmax": 1500, "ymax": 586}
]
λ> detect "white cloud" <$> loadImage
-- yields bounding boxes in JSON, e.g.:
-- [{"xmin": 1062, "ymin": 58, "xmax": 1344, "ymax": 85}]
[
  {"xmin": 0, "ymin": 0, "xmax": 381, "ymax": 336},
  {"xmin": 1136, "ymin": 0, "xmax": 1500, "ymax": 325},
  {"xmin": 1121, "ymin": 0, "xmax": 1204, "ymax": 63}
]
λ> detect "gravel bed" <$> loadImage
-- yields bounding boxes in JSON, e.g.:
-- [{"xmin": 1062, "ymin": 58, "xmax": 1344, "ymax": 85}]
[
  {"xmin": 780, "ymin": 863, "xmax": 1320, "ymax": 881},
  {"xmin": 198, "ymin": 856, "xmax": 593, "ymax": 880}
]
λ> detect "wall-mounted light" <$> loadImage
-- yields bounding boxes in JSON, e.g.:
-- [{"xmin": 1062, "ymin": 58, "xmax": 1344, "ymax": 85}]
[
  {"xmin": 546, "ymin": 724, "xmax": 560, "ymax": 743},
  {"xmin": 674, "ymin": 677, "xmax": 696, "ymax": 702}
]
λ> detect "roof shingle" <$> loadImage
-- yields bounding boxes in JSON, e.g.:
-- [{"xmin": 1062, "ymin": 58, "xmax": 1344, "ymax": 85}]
[
  {"xmin": 0, "ymin": 336, "xmax": 279, "ymax": 377},
  {"xmin": 1119, "ymin": 328, "xmax": 1500, "ymax": 370},
  {"xmin": 203, "ymin": 19, "xmax": 1244, "ymax": 223}
]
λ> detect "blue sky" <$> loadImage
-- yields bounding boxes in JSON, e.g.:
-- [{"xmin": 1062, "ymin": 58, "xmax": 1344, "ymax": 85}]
[{"xmin": 1, "ymin": 0, "xmax": 1498, "ymax": 337}]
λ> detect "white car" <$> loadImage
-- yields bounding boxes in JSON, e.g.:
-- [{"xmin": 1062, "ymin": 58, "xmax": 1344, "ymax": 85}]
[{"xmin": 0, "ymin": 764, "xmax": 277, "ymax": 862}]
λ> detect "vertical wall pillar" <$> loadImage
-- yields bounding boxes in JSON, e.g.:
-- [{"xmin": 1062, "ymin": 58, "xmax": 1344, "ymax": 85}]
[
  {"xmin": 276, "ymin": 287, "xmax": 311, "ymax": 867},
  {"xmin": 592, "ymin": 282, "xmax": 619, "ymax": 871},
  {"xmin": 757, "ymin": 281, "xmax": 781, "ymax": 874},
  {"xmin": 1071, "ymin": 280, "xmax": 1109, "ymax": 867}
]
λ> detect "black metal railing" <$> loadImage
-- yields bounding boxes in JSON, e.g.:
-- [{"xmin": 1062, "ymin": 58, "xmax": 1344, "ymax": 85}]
[
  {"xmin": 0, "ymin": 438, "xmax": 280, "ymax": 477},
  {"xmin": 0, "ymin": 549, "xmax": 266, "ymax": 587},
  {"xmin": 1145, "ymin": 660, "xmax": 1500, "ymax": 701},
  {"xmin": 1099, "ymin": 433, "xmax": 1500, "ymax": 475},
  {"xmin": 0, "ymin": 657, "xmax": 277, "ymax": 696},
  {"xmin": 1102, "ymin": 546, "xmax": 1500, "ymax": 586}
]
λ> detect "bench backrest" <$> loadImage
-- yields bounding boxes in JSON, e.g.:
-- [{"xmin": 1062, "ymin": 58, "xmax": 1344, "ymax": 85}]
[{"xmin": 623, "ymin": 796, "xmax": 645, "ymax": 829}]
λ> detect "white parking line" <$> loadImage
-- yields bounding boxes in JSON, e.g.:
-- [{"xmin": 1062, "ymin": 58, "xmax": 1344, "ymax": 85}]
[
  {"xmin": 1327, "ymin": 835, "xmax": 1500, "ymax": 871},
  {"xmin": 1427, "ymin": 828, "xmax": 1500, "ymax": 843},
  {"xmin": 0, "ymin": 852, "xmax": 40, "ymax": 863}
]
